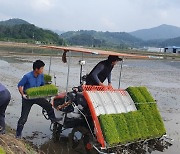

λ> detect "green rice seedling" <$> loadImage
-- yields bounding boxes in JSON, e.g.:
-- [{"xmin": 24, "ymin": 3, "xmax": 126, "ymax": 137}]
[
  {"xmin": 97, "ymin": 86, "xmax": 166, "ymax": 146},
  {"xmin": 26, "ymin": 88, "xmax": 36, "ymax": 97},
  {"xmin": 127, "ymin": 87, "xmax": 162, "ymax": 138},
  {"xmin": 150, "ymin": 110, "xmax": 166, "ymax": 136},
  {"xmin": 138, "ymin": 87, "xmax": 157, "ymax": 109},
  {"xmin": 99, "ymin": 114, "xmax": 120, "ymax": 146},
  {"xmin": 126, "ymin": 87, "xmax": 149, "ymax": 110},
  {"xmin": 138, "ymin": 87, "xmax": 166, "ymax": 136},
  {"xmin": 111, "ymin": 114, "xmax": 131, "ymax": 144},
  {"xmin": 44, "ymin": 74, "xmax": 52, "ymax": 84},
  {"xmin": 123, "ymin": 112, "xmax": 141, "ymax": 142},
  {"xmin": 26, "ymin": 84, "xmax": 58, "ymax": 99},
  {"xmin": 140, "ymin": 108, "xmax": 159, "ymax": 138},
  {"xmin": 132, "ymin": 111, "xmax": 150, "ymax": 140}
]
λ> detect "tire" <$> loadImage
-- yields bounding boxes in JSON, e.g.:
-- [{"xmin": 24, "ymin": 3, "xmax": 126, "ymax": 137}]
[
  {"xmin": 69, "ymin": 126, "xmax": 92, "ymax": 153},
  {"xmin": 52, "ymin": 122, "xmax": 62, "ymax": 143}
]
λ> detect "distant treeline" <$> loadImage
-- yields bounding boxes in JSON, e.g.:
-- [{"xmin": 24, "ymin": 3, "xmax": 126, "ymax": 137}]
[
  {"xmin": 61, "ymin": 30, "xmax": 180, "ymax": 49},
  {"xmin": 0, "ymin": 24, "xmax": 65, "ymax": 45},
  {"xmin": 61, "ymin": 30, "xmax": 142, "ymax": 49}
]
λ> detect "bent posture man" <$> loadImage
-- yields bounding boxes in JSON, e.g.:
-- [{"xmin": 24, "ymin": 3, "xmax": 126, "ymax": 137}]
[
  {"xmin": 86, "ymin": 55, "xmax": 122, "ymax": 86},
  {"xmin": 16, "ymin": 60, "xmax": 58, "ymax": 138},
  {"xmin": 0, "ymin": 83, "xmax": 11, "ymax": 134}
]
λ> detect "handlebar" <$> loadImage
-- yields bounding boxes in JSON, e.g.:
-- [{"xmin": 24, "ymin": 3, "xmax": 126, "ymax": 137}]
[
  {"xmin": 57, "ymin": 101, "xmax": 72, "ymax": 110},
  {"xmin": 72, "ymin": 86, "xmax": 83, "ymax": 92}
]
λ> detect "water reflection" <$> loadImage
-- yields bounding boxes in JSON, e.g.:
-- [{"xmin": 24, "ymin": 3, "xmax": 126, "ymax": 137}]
[
  {"xmin": 40, "ymin": 136, "xmax": 97, "ymax": 154},
  {"xmin": 0, "ymin": 55, "xmax": 32, "ymax": 63}
]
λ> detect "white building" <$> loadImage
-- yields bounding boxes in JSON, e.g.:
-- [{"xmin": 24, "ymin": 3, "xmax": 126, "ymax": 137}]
[{"xmin": 164, "ymin": 46, "xmax": 180, "ymax": 54}]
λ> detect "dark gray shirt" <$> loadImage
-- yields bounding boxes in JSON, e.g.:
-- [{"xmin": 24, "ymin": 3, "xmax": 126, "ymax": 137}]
[
  {"xmin": 91, "ymin": 63, "xmax": 111, "ymax": 84},
  {"xmin": 86, "ymin": 59, "xmax": 113, "ymax": 85}
]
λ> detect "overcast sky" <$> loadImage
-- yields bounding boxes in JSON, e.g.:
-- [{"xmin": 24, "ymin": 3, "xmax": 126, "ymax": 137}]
[{"xmin": 0, "ymin": 0, "xmax": 180, "ymax": 32}]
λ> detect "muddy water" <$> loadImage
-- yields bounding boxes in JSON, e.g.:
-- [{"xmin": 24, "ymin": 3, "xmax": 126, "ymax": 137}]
[{"xmin": 0, "ymin": 54, "xmax": 180, "ymax": 154}]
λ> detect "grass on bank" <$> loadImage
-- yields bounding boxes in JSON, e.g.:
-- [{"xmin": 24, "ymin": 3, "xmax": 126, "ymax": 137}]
[
  {"xmin": 98, "ymin": 86, "xmax": 166, "ymax": 146},
  {"xmin": 0, "ymin": 126, "xmax": 40, "ymax": 154},
  {"xmin": 0, "ymin": 147, "xmax": 5, "ymax": 154}
]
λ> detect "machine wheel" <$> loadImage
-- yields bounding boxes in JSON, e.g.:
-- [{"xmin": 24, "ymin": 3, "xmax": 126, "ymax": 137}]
[
  {"xmin": 52, "ymin": 122, "xmax": 62, "ymax": 143},
  {"xmin": 69, "ymin": 126, "xmax": 92, "ymax": 153}
]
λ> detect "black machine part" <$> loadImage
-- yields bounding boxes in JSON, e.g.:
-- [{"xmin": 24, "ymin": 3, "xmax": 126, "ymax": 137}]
[{"xmin": 53, "ymin": 90, "xmax": 88, "ymax": 112}]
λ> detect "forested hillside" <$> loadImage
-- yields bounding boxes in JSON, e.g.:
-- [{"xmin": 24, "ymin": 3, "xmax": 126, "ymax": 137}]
[
  {"xmin": 0, "ymin": 18, "xmax": 30, "ymax": 26},
  {"xmin": 159, "ymin": 37, "xmax": 180, "ymax": 46},
  {"xmin": 61, "ymin": 30, "xmax": 142, "ymax": 49},
  {"xmin": 1, "ymin": 18, "xmax": 180, "ymax": 49},
  {"xmin": 0, "ymin": 19, "xmax": 64, "ymax": 45}
]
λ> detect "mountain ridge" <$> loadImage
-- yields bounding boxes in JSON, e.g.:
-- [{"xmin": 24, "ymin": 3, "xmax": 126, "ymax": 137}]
[
  {"xmin": 0, "ymin": 18, "xmax": 30, "ymax": 26},
  {"xmin": 130, "ymin": 24, "xmax": 180, "ymax": 41}
]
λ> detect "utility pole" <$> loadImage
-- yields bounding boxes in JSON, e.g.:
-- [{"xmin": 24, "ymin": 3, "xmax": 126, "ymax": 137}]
[
  {"xmin": 32, "ymin": 32, "xmax": 34, "ymax": 54},
  {"xmin": 92, "ymin": 38, "xmax": 94, "ymax": 47}
]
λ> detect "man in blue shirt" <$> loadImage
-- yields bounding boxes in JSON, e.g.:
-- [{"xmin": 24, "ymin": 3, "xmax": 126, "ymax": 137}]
[
  {"xmin": 16, "ymin": 60, "xmax": 58, "ymax": 138},
  {"xmin": 0, "ymin": 83, "xmax": 11, "ymax": 134}
]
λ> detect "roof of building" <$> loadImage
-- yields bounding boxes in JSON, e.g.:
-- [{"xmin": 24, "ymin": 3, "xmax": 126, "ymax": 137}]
[{"xmin": 165, "ymin": 46, "xmax": 180, "ymax": 49}]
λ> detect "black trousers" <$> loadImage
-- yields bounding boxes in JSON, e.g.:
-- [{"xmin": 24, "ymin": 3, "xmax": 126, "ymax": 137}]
[
  {"xmin": 16, "ymin": 97, "xmax": 55, "ymax": 136},
  {"xmin": 0, "ymin": 89, "xmax": 11, "ymax": 133}
]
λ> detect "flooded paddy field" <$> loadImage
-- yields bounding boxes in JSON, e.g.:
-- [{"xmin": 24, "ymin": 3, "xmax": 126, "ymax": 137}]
[{"xmin": 0, "ymin": 53, "xmax": 180, "ymax": 154}]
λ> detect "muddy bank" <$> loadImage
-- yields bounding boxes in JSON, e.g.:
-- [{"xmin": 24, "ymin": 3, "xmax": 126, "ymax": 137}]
[
  {"xmin": 0, "ymin": 54, "xmax": 180, "ymax": 153},
  {"xmin": 0, "ymin": 126, "xmax": 40, "ymax": 154}
]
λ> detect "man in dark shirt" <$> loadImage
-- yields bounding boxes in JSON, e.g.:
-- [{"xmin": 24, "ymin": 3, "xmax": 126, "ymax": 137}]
[
  {"xmin": 0, "ymin": 83, "xmax": 11, "ymax": 134},
  {"xmin": 86, "ymin": 55, "xmax": 122, "ymax": 86},
  {"xmin": 16, "ymin": 60, "xmax": 58, "ymax": 138}
]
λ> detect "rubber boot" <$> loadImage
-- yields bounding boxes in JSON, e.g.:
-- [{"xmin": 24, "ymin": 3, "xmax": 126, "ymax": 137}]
[
  {"xmin": 16, "ymin": 124, "xmax": 23, "ymax": 139},
  {"xmin": 0, "ymin": 126, "xmax": 5, "ymax": 134}
]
